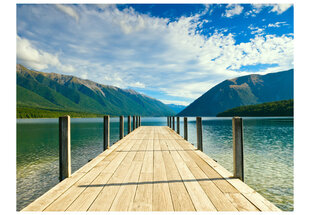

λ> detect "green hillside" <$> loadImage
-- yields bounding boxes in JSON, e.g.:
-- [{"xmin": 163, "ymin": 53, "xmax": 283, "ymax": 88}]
[
  {"xmin": 17, "ymin": 64, "xmax": 175, "ymax": 118},
  {"xmin": 216, "ymin": 99, "xmax": 293, "ymax": 117},
  {"xmin": 178, "ymin": 69, "xmax": 293, "ymax": 116}
]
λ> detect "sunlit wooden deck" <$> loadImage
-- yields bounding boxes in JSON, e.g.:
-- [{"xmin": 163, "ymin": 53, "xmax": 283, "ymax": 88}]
[{"xmin": 22, "ymin": 126, "xmax": 280, "ymax": 211}]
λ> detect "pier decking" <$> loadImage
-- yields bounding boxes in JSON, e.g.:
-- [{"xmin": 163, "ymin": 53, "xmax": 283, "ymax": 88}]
[{"xmin": 22, "ymin": 126, "xmax": 280, "ymax": 211}]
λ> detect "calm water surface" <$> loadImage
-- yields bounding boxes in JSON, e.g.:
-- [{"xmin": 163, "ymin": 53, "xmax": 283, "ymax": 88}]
[{"xmin": 16, "ymin": 117, "xmax": 293, "ymax": 211}]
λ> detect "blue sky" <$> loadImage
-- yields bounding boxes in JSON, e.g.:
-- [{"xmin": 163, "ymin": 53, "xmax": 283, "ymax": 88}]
[{"xmin": 16, "ymin": 3, "xmax": 294, "ymax": 105}]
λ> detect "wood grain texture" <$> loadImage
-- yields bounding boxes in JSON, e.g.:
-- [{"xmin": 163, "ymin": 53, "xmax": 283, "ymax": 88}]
[{"xmin": 22, "ymin": 126, "xmax": 280, "ymax": 212}]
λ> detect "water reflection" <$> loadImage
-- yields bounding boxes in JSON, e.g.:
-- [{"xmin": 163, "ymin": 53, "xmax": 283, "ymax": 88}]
[{"xmin": 16, "ymin": 117, "xmax": 293, "ymax": 211}]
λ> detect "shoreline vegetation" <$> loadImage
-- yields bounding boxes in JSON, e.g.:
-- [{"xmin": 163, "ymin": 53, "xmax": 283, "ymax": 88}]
[
  {"xmin": 17, "ymin": 106, "xmax": 108, "ymax": 119},
  {"xmin": 216, "ymin": 99, "xmax": 293, "ymax": 117},
  {"xmin": 18, "ymin": 99, "xmax": 293, "ymax": 119}
]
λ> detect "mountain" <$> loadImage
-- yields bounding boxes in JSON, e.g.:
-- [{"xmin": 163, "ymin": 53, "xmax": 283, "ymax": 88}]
[
  {"xmin": 217, "ymin": 99, "xmax": 293, "ymax": 117},
  {"xmin": 167, "ymin": 104, "xmax": 187, "ymax": 114},
  {"xmin": 178, "ymin": 69, "xmax": 293, "ymax": 116},
  {"xmin": 16, "ymin": 64, "xmax": 175, "ymax": 117}
]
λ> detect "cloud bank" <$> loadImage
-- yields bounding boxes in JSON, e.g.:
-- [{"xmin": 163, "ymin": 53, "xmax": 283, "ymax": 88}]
[{"xmin": 17, "ymin": 4, "xmax": 293, "ymax": 105}]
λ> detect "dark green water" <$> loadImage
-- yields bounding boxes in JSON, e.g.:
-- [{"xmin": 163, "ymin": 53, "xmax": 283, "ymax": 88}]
[{"xmin": 16, "ymin": 117, "xmax": 293, "ymax": 211}]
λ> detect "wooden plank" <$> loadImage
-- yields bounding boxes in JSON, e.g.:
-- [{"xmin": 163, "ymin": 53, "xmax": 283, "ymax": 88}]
[
  {"xmin": 109, "ymin": 162, "xmax": 143, "ymax": 211},
  {"xmin": 133, "ymin": 132, "xmax": 148, "ymax": 162},
  {"xmin": 160, "ymin": 139, "xmax": 195, "ymax": 211},
  {"xmin": 130, "ymin": 136, "xmax": 154, "ymax": 211},
  {"xmin": 224, "ymin": 193, "xmax": 259, "ymax": 211},
  {"xmin": 75, "ymin": 130, "xmax": 137, "ymax": 174},
  {"xmin": 152, "ymin": 132, "xmax": 174, "ymax": 211},
  {"xmin": 243, "ymin": 192, "xmax": 281, "ymax": 211},
  {"xmin": 88, "ymin": 137, "xmax": 145, "ymax": 211},
  {"xmin": 65, "ymin": 133, "xmax": 143, "ymax": 211},
  {"xmin": 21, "ymin": 172, "xmax": 85, "ymax": 211},
  {"xmin": 45, "ymin": 131, "xmax": 143, "ymax": 211},
  {"xmin": 44, "ymin": 161, "xmax": 111, "ymax": 211},
  {"xmin": 110, "ymin": 132, "xmax": 147, "ymax": 211},
  {"xmin": 173, "ymin": 131, "xmax": 280, "ymax": 212},
  {"xmin": 66, "ymin": 172, "xmax": 113, "ymax": 211},
  {"xmin": 21, "ymin": 129, "xmax": 140, "ymax": 212},
  {"xmin": 166, "ymin": 139, "xmax": 216, "ymax": 211},
  {"xmin": 171, "ymin": 139, "xmax": 238, "ymax": 211},
  {"xmin": 23, "ymin": 126, "xmax": 280, "ymax": 212},
  {"xmin": 176, "ymin": 139, "xmax": 239, "ymax": 194},
  {"xmin": 130, "ymin": 173, "xmax": 153, "ymax": 211}
]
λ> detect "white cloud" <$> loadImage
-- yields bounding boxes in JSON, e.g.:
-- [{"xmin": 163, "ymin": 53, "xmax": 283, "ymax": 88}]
[
  {"xmin": 55, "ymin": 4, "xmax": 79, "ymax": 22},
  {"xmin": 129, "ymin": 81, "xmax": 145, "ymax": 88},
  {"xmin": 246, "ymin": 4, "xmax": 292, "ymax": 17},
  {"xmin": 245, "ymin": 4, "xmax": 265, "ymax": 17},
  {"xmin": 268, "ymin": 21, "xmax": 287, "ymax": 28},
  {"xmin": 16, "ymin": 35, "xmax": 75, "ymax": 73},
  {"xmin": 223, "ymin": 4, "xmax": 244, "ymax": 18},
  {"xmin": 270, "ymin": 4, "xmax": 292, "ymax": 14},
  {"xmin": 160, "ymin": 99, "xmax": 189, "ymax": 106},
  {"xmin": 17, "ymin": 5, "xmax": 294, "ymax": 103},
  {"xmin": 248, "ymin": 24, "xmax": 265, "ymax": 35},
  {"xmin": 80, "ymin": 73, "xmax": 88, "ymax": 79}
]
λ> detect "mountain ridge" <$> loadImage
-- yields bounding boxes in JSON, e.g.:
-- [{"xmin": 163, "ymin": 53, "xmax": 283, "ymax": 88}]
[
  {"xmin": 167, "ymin": 104, "xmax": 187, "ymax": 114},
  {"xmin": 178, "ymin": 69, "xmax": 293, "ymax": 116},
  {"xmin": 17, "ymin": 64, "xmax": 175, "ymax": 117}
]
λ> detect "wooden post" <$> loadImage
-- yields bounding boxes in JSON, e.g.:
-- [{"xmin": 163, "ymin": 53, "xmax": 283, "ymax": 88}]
[
  {"xmin": 167, "ymin": 116, "xmax": 169, "ymax": 126},
  {"xmin": 177, "ymin": 117, "xmax": 180, "ymax": 134},
  {"xmin": 184, "ymin": 117, "xmax": 188, "ymax": 141},
  {"xmin": 139, "ymin": 116, "xmax": 141, "ymax": 127},
  {"xmin": 128, "ymin": 115, "xmax": 131, "ymax": 134},
  {"xmin": 133, "ymin": 115, "xmax": 136, "ymax": 130},
  {"xmin": 59, "ymin": 115, "xmax": 71, "ymax": 181},
  {"xmin": 119, "ymin": 116, "xmax": 124, "ymax": 139},
  {"xmin": 172, "ymin": 116, "xmax": 175, "ymax": 130},
  {"xmin": 168, "ymin": 116, "xmax": 171, "ymax": 128},
  {"xmin": 196, "ymin": 117, "xmax": 203, "ymax": 151},
  {"xmin": 103, "ymin": 115, "xmax": 110, "ymax": 151},
  {"xmin": 233, "ymin": 117, "xmax": 244, "ymax": 181},
  {"xmin": 136, "ymin": 116, "xmax": 139, "ymax": 128}
]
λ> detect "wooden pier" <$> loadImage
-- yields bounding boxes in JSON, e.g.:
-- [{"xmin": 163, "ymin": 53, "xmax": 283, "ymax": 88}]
[{"xmin": 22, "ymin": 124, "xmax": 280, "ymax": 211}]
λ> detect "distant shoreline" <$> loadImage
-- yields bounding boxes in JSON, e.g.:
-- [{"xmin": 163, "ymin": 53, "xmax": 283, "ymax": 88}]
[{"xmin": 216, "ymin": 99, "xmax": 293, "ymax": 117}]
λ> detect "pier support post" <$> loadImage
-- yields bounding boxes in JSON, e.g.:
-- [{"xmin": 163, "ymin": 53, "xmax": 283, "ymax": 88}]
[
  {"xmin": 196, "ymin": 117, "xmax": 203, "ymax": 151},
  {"xmin": 139, "ymin": 116, "xmax": 141, "ymax": 127},
  {"xmin": 128, "ymin": 116, "xmax": 131, "ymax": 134},
  {"xmin": 59, "ymin": 115, "xmax": 71, "ymax": 181},
  {"xmin": 172, "ymin": 116, "xmax": 175, "ymax": 130},
  {"xmin": 169, "ymin": 116, "xmax": 171, "ymax": 128},
  {"xmin": 167, "ymin": 116, "xmax": 169, "ymax": 127},
  {"xmin": 119, "ymin": 116, "xmax": 124, "ymax": 139},
  {"xmin": 233, "ymin": 117, "xmax": 244, "ymax": 181},
  {"xmin": 184, "ymin": 117, "xmax": 188, "ymax": 141},
  {"xmin": 177, "ymin": 117, "xmax": 180, "ymax": 134},
  {"xmin": 136, "ymin": 116, "xmax": 139, "ymax": 128},
  {"xmin": 133, "ymin": 116, "xmax": 136, "ymax": 130},
  {"xmin": 104, "ymin": 115, "xmax": 110, "ymax": 151}
]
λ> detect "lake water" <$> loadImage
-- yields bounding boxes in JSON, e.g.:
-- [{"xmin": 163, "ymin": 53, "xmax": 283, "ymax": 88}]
[{"xmin": 16, "ymin": 117, "xmax": 293, "ymax": 211}]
